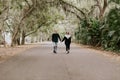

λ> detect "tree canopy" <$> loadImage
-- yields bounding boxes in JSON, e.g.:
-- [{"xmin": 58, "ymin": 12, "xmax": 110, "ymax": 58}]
[{"xmin": 0, "ymin": 0, "xmax": 120, "ymax": 53}]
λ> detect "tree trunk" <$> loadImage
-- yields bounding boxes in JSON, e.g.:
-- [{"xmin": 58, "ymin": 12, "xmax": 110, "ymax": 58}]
[
  {"xmin": 11, "ymin": 38, "xmax": 17, "ymax": 47},
  {"xmin": 99, "ymin": 0, "xmax": 108, "ymax": 19},
  {"xmin": 17, "ymin": 37, "xmax": 20, "ymax": 45},
  {"xmin": 11, "ymin": 2, "xmax": 35, "ymax": 47},
  {"xmin": 21, "ymin": 31, "xmax": 26, "ymax": 45},
  {"xmin": 11, "ymin": 37, "xmax": 21, "ymax": 46},
  {"xmin": 96, "ymin": 0, "xmax": 108, "ymax": 20},
  {"xmin": 11, "ymin": 27, "xmax": 21, "ymax": 47}
]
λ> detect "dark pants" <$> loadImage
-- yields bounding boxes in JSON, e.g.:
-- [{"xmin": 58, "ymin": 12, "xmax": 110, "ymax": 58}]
[{"xmin": 65, "ymin": 43, "xmax": 70, "ymax": 51}]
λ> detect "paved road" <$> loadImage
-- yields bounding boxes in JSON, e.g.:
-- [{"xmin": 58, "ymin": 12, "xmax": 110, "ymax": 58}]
[{"xmin": 0, "ymin": 42, "xmax": 120, "ymax": 80}]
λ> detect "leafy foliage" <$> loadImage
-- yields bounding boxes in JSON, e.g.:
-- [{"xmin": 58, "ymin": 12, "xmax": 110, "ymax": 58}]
[
  {"xmin": 75, "ymin": 7, "xmax": 120, "ymax": 52},
  {"xmin": 75, "ymin": 18, "xmax": 101, "ymax": 46},
  {"xmin": 101, "ymin": 8, "xmax": 120, "ymax": 51},
  {"xmin": 110, "ymin": 0, "xmax": 120, "ymax": 4}
]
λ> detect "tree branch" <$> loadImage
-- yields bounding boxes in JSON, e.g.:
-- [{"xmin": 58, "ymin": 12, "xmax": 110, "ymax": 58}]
[
  {"xmin": 25, "ymin": 19, "xmax": 56, "ymax": 37},
  {"xmin": 59, "ymin": 0, "xmax": 86, "ymax": 17},
  {"xmin": 0, "ymin": 7, "xmax": 9, "ymax": 15},
  {"xmin": 95, "ymin": 0, "xmax": 108, "ymax": 19},
  {"xmin": 25, "ymin": 22, "xmax": 46, "ymax": 37},
  {"xmin": 95, "ymin": 0, "xmax": 102, "ymax": 12},
  {"xmin": 12, "ymin": 1, "xmax": 36, "ymax": 45},
  {"xmin": 66, "ymin": 9, "xmax": 82, "ymax": 20},
  {"xmin": 24, "ymin": 0, "xmax": 31, "ymax": 8},
  {"xmin": 5, "ymin": 22, "xmax": 14, "ymax": 34}
]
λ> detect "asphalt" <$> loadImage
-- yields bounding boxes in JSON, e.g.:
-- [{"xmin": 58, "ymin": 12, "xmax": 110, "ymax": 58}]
[{"xmin": 0, "ymin": 42, "xmax": 120, "ymax": 80}]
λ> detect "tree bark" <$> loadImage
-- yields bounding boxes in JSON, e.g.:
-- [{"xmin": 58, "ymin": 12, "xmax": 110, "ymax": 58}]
[
  {"xmin": 99, "ymin": 0, "xmax": 108, "ymax": 19},
  {"xmin": 21, "ymin": 30, "xmax": 26, "ymax": 45},
  {"xmin": 17, "ymin": 37, "xmax": 20, "ymax": 45},
  {"xmin": 59, "ymin": 0, "xmax": 86, "ymax": 19},
  {"xmin": 11, "ymin": 1, "xmax": 36, "ymax": 47},
  {"xmin": 96, "ymin": 0, "xmax": 108, "ymax": 20}
]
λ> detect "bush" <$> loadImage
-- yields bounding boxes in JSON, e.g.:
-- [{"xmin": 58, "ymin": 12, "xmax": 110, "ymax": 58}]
[
  {"xmin": 75, "ymin": 8, "xmax": 120, "ymax": 52},
  {"xmin": 101, "ymin": 8, "xmax": 120, "ymax": 51},
  {"xmin": 75, "ymin": 18, "xmax": 101, "ymax": 46}
]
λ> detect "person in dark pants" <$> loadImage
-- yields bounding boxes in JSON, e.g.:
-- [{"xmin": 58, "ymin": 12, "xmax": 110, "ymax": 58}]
[
  {"xmin": 52, "ymin": 31, "xmax": 61, "ymax": 53},
  {"xmin": 62, "ymin": 32, "xmax": 71, "ymax": 54}
]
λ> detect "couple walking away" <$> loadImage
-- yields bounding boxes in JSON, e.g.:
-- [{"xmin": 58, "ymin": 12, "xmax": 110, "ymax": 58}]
[{"xmin": 52, "ymin": 31, "xmax": 71, "ymax": 54}]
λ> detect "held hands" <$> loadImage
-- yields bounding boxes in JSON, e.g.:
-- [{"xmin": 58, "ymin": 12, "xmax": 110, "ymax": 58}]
[{"xmin": 59, "ymin": 39, "xmax": 63, "ymax": 43}]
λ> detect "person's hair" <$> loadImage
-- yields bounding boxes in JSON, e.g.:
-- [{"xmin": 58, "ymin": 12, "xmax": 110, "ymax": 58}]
[
  {"xmin": 54, "ymin": 30, "xmax": 57, "ymax": 33},
  {"xmin": 66, "ymin": 32, "xmax": 69, "ymax": 34}
]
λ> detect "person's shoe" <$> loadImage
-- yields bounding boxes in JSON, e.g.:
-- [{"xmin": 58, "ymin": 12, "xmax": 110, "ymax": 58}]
[
  {"xmin": 53, "ymin": 50, "xmax": 57, "ymax": 54},
  {"xmin": 66, "ymin": 50, "xmax": 69, "ymax": 54}
]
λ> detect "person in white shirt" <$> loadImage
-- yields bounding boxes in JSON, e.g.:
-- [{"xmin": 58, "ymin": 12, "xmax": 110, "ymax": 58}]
[{"xmin": 62, "ymin": 32, "xmax": 71, "ymax": 54}]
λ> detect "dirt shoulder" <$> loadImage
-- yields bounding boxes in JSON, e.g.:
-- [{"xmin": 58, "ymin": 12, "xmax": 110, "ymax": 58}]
[
  {"xmin": 74, "ymin": 43, "xmax": 120, "ymax": 61},
  {"xmin": 0, "ymin": 43, "xmax": 40, "ymax": 63}
]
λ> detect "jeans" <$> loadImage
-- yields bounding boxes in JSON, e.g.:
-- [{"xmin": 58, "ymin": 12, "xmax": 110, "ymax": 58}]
[{"xmin": 53, "ymin": 42, "xmax": 58, "ymax": 53}]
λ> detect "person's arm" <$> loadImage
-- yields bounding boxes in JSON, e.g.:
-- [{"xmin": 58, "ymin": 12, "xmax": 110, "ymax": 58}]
[
  {"xmin": 62, "ymin": 37, "xmax": 65, "ymax": 42},
  {"xmin": 58, "ymin": 34, "xmax": 61, "ymax": 41},
  {"xmin": 52, "ymin": 34, "xmax": 54, "ymax": 42},
  {"xmin": 69, "ymin": 37, "xmax": 71, "ymax": 43}
]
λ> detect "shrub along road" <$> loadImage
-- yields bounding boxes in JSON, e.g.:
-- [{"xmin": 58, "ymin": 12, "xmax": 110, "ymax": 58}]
[{"xmin": 0, "ymin": 42, "xmax": 120, "ymax": 80}]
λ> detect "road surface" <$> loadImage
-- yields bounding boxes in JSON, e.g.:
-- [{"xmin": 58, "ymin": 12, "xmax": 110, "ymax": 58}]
[{"xmin": 0, "ymin": 42, "xmax": 120, "ymax": 80}]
